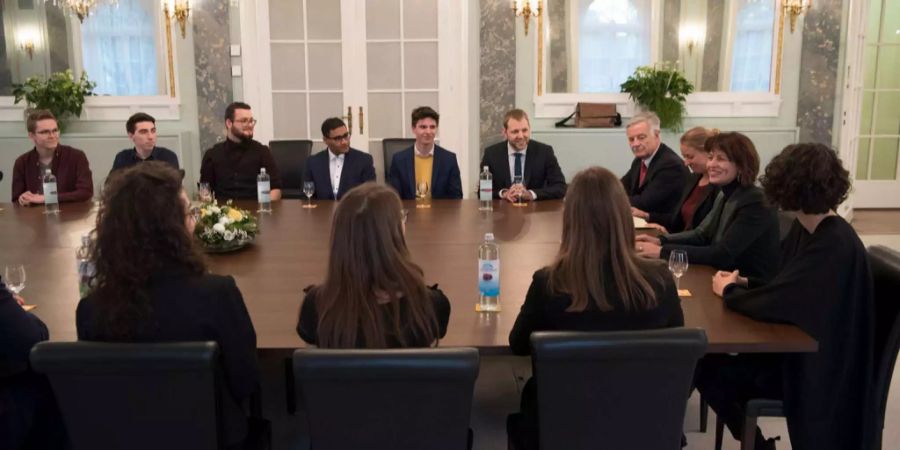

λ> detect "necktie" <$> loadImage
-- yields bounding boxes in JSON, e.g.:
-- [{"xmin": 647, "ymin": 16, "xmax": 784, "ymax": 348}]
[
  {"xmin": 639, "ymin": 161, "xmax": 648, "ymax": 187},
  {"xmin": 514, "ymin": 152, "xmax": 523, "ymax": 178}
]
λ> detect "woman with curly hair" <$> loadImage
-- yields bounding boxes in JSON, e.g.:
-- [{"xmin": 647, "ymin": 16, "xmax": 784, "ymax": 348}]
[
  {"xmin": 76, "ymin": 161, "xmax": 260, "ymax": 449},
  {"xmin": 698, "ymin": 143, "xmax": 874, "ymax": 450}
]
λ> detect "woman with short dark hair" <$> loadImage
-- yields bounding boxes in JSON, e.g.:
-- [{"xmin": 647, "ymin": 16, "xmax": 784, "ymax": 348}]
[
  {"xmin": 636, "ymin": 132, "xmax": 780, "ymax": 281},
  {"xmin": 296, "ymin": 183, "xmax": 450, "ymax": 348},
  {"xmin": 76, "ymin": 162, "xmax": 260, "ymax": 449},
  {"xmin": 699, "ymin": 143, "xmax": 873, "ymax": 450}
]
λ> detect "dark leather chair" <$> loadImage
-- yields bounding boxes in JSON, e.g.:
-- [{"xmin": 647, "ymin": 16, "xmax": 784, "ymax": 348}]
[
  {"xmin": 528, "ymin": 328, "xmax": 707, "ymax": 450},
  {"xmin": 269, "ymin": 139, "xmax": 312, "ymax": 199},
  {"xmin": 382, "ymin": 138, "xmax": 415, "ymax": 179},
  {"xmin": 30, "ymin": 341, "xmax": 222, "ymax": 450},
  {"xmin": 293, "ymin": 347, "xmax": 479, "ymax": 450},
  {"xmin": 712, "ymin": 245, "xmax": 900, "ymax": 450}
]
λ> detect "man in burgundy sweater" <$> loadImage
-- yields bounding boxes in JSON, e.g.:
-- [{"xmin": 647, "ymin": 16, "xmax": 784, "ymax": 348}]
[{"xmin": 11, "ymin": 110, "xmax": 94, "ymax": 206}]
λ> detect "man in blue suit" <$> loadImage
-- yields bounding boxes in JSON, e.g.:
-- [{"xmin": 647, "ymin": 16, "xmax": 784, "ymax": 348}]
[
  {"xmin": 304, "ymin": 118, "xmax": 376, "ymax": 200},
  {"xmin": 388, "ymin": 106, "xmax": 463, "ymax": 199}
]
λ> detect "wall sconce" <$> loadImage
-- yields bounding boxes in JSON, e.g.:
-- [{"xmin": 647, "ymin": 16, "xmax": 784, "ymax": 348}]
[
  {"xmin": 783, "ymin": 0, "xmax": 812, "ymax": 33},
  {"xmin": 22, "ymin": 41, "xmax": 35, "ymax": 59},
  {"xmin": 16, "ymin": 28, "xmax": 40, "ymax": 60},
  {"xmin": 512, "ymin": 0, "xmax": 542, "ymax": 36},
  {"xmin": 48, "ymin": 0, "xmax": 119, "ymax": 23},
  {"xmin": 678, "ymin": 24, "xmax": 705, "ymax": 56},
  {"xmin": 163, "ymin": 0, "xmax": 191, "ymax": 39}
]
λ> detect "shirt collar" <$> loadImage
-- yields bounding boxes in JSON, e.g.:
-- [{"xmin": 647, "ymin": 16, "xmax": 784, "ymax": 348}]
[
  {"xmin": 329, "ymin": 149, "xmax": 345, "ymax": 161},
  {"xmin": 642, "ymin": 142, "xmax": 662, "ymax": 166},
  {"xmin": 133, "ymin": 147, "xmax": 156, "ymax": 161},
  {"xmin": 414, "ymin": 143, "xmax": 435, "ymax": 157},
  {"xmin": 507, "ymin": 142, "xmax": 526, "ymax": 157}
]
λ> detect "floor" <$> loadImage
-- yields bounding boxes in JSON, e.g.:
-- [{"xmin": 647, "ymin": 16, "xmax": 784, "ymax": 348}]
[{"xmin": 262, "ymin": 209, "xmax": 900, "ymax": 449}]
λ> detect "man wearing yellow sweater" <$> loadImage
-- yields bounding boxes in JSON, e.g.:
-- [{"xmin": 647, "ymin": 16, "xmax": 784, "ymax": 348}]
[{"xmin": 388, "ymin": 107, "xmax": 463, "ymax": 199}]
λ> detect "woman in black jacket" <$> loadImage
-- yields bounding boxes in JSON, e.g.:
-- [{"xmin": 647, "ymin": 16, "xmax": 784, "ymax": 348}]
[
  {"xmin": 76, "ymin": 162, "xmax": 259, "ymax": 449},
  {"xmin": 636, "ymin": 132, "xmax": 780, "ymax": 282}
]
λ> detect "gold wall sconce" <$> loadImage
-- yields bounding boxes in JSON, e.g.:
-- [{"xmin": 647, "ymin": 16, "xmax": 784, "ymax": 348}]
[
  {"xmin": 16, "ymin": 28, "xmax": 40, "ymax": 60},
  {"xmin": 163, "ymin": 0, "xmax": 191, "ymax": 39},
  {"xmin": 48, "ymin": 0, "xmax": 119, "ymax": 23},
  {"xmin": 783, "ymin": 0, "xmax": 812, "ymax": 33},
  {"xmin": 512, "ymin": 0, "xmax": 542, "ymax": 36},
  {"xmin": 678, "ymin": 24, "xmax": 705, "ymax": 56},
  {"xmin": 22, "ymin": 41, "xmax": 35, "ymax": 59}
]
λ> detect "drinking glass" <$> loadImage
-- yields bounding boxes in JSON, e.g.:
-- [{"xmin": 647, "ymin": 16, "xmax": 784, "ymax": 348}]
[
  {"xmin": 302, "ymin": 181, "xmax": 317, "ymax": 209},
  {"xmin": 198, "ymin": 182, "xmax": 212, "ymax": 203},
  {"xmin": 416, "ymin": 181, "xmax": 431, "ymax": 208},
  {"xmin": 512, "ymin": 175, "xmax": 526, "ymax": 207},
  {"xmin": 668, "ymin": 250, "xmax": 689, "ymax": 290},
  {"xmin": 4, "ymin": 265, "xmax": 26, "ymax": 295}
]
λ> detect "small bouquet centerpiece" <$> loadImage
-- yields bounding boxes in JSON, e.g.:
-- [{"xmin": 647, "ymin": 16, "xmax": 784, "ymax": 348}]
[{"xmin": 194, "ymin": 200, "xmax": 259, "ymax": 253}]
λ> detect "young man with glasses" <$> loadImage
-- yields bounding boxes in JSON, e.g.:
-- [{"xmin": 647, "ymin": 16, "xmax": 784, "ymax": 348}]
[
  {"xmin": 11, "ymin": 110, "xmax": 94, "ymax": 205},
  {"xmin": 303, "ymin": 117, "xmax": 375, "ymax": 200},
  {"xmin": 199, "ymin": 102, "xmax": 283, "ymax": 201}
]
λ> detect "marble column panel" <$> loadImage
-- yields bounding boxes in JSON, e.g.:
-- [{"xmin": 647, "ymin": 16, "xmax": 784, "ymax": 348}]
[
  {"xmin": 662, "ymin": 0, "xmax": 681, "ymax": 64},
  {"xmin": 796, "ymin": 0, "xmax": 842, "ymax": 144},
  {"xmin": 46, "ymin": 6, "xmax": 70, "ymax": 74},
  {"xmin": 479, "ymin": 0, "xmax": 515, "ymax": 152},
  {"xmin": 701, "ymin": 0, "xmax": 724, "ymax": 92},
  {"xmin": 548, "ymin": 0, "xmax": 568, "ymax": 93},
  {"xmin": 193, "ymin": 0, "xmax": 233, "ymax": 152}
]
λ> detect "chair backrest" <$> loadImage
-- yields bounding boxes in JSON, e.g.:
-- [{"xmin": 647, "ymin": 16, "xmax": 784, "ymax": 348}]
[
  {"xmin": 531, "ymin": 328, "xmax": 707, "ymax": 450},
  {"xmin": 382, "ymin": 138, "xmax": 415, "ymax": 178},
  {"xmin": 30, "ymin": 341, "xmax": 221, "ymax": 450},
  {"xmin": 293, "ymin": 347, "xmax": 479, "ymax": 450},
  {"xmin": 269, "ymin": 140, "xmax": 313, "ymax": 194},
  {"xmin": 868, "ymin": 245, "xmax": 900, "ymax": 449}
]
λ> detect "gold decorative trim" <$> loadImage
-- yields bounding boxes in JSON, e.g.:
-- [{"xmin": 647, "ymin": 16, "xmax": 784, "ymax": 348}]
[
  {"xmin": 537, "ymin": 3, "xmax": 544, "ymax": 96},
  {"xmin": 164, "ymin": 6, "xmax": 176, "ymax": 97},
  {"xmin": 775, "ymin": 2, "xmax": 785, "ymax": 95}
]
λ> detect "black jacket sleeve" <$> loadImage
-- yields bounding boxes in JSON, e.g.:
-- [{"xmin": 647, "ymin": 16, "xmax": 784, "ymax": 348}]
[
  {"xmin": 215, "ymin": 277, "xmax": 261, "ymax": 402},
  {"xmin": 629, "ymin": 160, "xmax": 687, "ymax": 213},
  {"xmin": 429, "ymin": 285, "xmax": 452, "ymax": 339},
  {"xmin": 0, "ymin": 285, "xmax": 49, "ymax": 368},
  {"xmin": 297, "ymin": 287, "xmax": 319, "ymax": 345},
  {"xmin": 509, "ymin": 270, "xmax": 549, "ymax": 356},
  {"xmin": 531, "ymin": 146, "xmax": 568, "ymax": 200}
]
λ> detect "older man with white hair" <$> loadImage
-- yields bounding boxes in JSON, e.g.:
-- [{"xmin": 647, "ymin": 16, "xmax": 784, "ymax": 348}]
[{"xmin": 620, "ymin": 112, "xmax": 689, "ymax": 216}]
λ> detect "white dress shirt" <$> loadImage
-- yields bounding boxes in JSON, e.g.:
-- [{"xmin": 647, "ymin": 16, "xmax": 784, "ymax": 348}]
[
  {"xmin": 505, "ymin": 142, "xmax": 537, "ymax": 200},
  {"xmin": 328, "ymin": 149, "xmax": 345, "ymax": 198}
]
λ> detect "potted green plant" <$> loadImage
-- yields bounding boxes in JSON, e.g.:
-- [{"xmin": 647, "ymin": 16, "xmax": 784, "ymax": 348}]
[
  {"xmin": 12, "ymin": 69, "xmax": 96, "ymax": 132},
  {"xmin": 620, "ymin": 63, "xmax": 694, "ymax": 132}
]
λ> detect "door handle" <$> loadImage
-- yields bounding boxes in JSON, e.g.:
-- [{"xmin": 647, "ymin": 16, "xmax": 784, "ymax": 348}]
[
  {"xmin": 343, "ymin": 106, "xmax": 353, "ymax": 135},
  {"xmin": 359, "ymin": 106, "xmax": 364, "ymax": 134}
]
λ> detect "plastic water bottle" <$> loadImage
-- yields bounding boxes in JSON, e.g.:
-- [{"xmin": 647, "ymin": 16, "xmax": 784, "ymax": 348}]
[
  {"xmin": 478, "ymin": 233, "xmax": 500, "ymax": 311},
  {"xmin": 76, "ymin": 233, "xmax": 95, "ymax": 298},
  {"xmin": 479, "ymin": 166, "xmax": 493, "ymax": 211},
  {"xmin": 257, "ymin": 168, "xmax": 271, "ymax": 213},
  {"xmin": 42, "ymin": 169, "xmax": 59, "ymax": 214}
]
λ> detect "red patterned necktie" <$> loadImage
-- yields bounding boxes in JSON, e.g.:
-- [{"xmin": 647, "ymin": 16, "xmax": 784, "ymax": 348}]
[{"xmin": 639, "ymin": 161, "xmax": 648, "ymax": 186}]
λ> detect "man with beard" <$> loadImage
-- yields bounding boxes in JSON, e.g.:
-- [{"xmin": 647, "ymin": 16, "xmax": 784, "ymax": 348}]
[
  {"xmin": 303, "ymin": 117, "xmax": 376, "ymax": 200},
  {"xmin": 200, "ymin": 102, "xmax": 283, "ymax": 201},
  {"xmin": 620, "ymin": 111, "xmax": 688, "ymax": 216}
]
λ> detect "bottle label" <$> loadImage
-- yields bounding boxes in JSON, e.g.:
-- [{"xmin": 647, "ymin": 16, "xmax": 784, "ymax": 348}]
[
  {"xmin": 257, "ymin": 181, "xmax": 271, "ymax": 203},
  {"xmin": 43, "ymin": 182, "xmax": 58, "ymax": 204},
  {"xmin": 479, "ymin": 180, "xmax": 492, "ymax": 201},
  {"xmin": 478, "ymin": 259, "xmax": 500, "ymax": 296}
]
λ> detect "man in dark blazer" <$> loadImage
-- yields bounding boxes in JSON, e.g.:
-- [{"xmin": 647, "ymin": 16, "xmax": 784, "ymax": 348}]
[
  {"xmin": 480, "ymin": 109, "xmax": 567, "ymax": 201},
  {"xmin": 304, "ymin": 117, "xmax": 376, "ymax": 200},
  {"xmin": 388, "ymin": 106, "xmax": 462, "ymax": 199},
  {"xmin": 620, "ymin": 111, "xmax": 688, "ymax": 215}
]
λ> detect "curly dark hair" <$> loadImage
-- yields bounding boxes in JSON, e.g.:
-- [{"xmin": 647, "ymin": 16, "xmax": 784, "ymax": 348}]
[
  {"xmin": 760, "ymin": 143, "xmax": 851, "ymax": 214},
  {"xmin": 89, "ymin": 161, "xmax": 206, "ymax": 339}
]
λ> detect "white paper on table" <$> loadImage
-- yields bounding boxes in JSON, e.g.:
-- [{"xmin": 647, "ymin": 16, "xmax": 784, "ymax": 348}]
[{"xmin": 632, "ymin": 216, "xmax": 650, "ymax": 229}]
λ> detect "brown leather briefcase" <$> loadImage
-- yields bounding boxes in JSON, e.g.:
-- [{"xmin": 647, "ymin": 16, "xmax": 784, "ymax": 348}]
[{"xmin": 555, "ymin": 102, "xmax": 622, "ymax": 128}]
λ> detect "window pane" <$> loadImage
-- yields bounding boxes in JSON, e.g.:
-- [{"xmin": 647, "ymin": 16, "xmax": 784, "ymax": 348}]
[
  {"xmin": 729, "ymin": 0, "xmax": 774, "ymax": 92},
  {"xmin": 577, "ymin": 0, "xmax": 651, "ymax": 93},
  {"xmin": 871, "ymin": 138, "xmax": 900, "ymax": 180},
  {"xmin": 856, "ymin": 138, "xmax": 870, "ymax": 180}
]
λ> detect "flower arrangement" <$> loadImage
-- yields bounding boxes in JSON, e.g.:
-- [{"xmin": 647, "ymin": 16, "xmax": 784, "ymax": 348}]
[
  {"xmin": 620, "ymin": 62, "xmax": 694, "ymax": 132},
  {"xmin": 194, "ymin": 201, "xmax": 258, "ymax": 252}
]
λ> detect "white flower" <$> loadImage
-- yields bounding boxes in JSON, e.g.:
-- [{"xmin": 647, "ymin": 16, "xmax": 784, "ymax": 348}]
[
  {"xmin": 213, "ymin": 223, "xmax": 226, "ymax": 233},
  {"xmin": 218, "ymin": 216, "xmax": 232, "ymax": 225},
  {"xmin": 223, "ymin": 230, "xmax": 235, "ymax": 241},
  {"xmin": 209, "ymin": 206, "xmax": 221, "ymax": 214}
]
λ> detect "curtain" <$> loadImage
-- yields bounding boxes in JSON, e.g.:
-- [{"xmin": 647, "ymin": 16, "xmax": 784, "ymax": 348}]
[
  {"xmin": 578, "ymin": 0, "xmax": 652, "ymax": 93},
  {"xmin": 729, "ymin": 0, "xmax": 775, "ymax": 92}
]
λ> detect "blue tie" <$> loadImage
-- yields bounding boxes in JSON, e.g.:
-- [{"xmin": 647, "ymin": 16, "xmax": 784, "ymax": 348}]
[{"xmin": 514, "ymin": 152, "xmax": 523, "ymax": 178}]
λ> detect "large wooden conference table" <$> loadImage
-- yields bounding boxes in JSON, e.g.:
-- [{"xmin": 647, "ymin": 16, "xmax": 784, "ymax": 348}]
[{"xmin": 0, "ymin": 199, "xmax": 816, "ymax": 355}]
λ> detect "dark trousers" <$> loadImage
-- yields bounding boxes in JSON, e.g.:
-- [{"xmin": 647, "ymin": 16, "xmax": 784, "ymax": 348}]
[{"xmin": 695, "ymin": 353, "xmax": 784, "ymax": 440}]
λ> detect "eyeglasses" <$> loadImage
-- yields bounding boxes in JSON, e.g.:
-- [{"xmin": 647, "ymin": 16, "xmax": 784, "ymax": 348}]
[
  {"xmin": 234, "ymin": 118, "xmax": 258, "ymax": 126},
  {"xmin": 35, "ymin": 128, "xmax": 60, "ymax": 136},
  {"xmin": 327, "ymin": 132, "xmax": 351, "ymax": 142}
]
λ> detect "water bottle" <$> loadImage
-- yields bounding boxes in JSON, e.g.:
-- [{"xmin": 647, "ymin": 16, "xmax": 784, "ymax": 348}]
[
  {"xmin": 257, "ymin": 167, "xmax": 271, "ymax": 213},
  {"xmin": 42, "ymin": 169, "xmax": 59, "ymax": 214},
  {"xmin": 76, "ymin": 233, "xmax": 95, "ymax": 298},
  {"xmin": 479, "ymin": 166, "xmax": 493, "ymax": 211},
  {"xmin": 478, "ymin": 233, "xmax": 500, "ymax": 312}
]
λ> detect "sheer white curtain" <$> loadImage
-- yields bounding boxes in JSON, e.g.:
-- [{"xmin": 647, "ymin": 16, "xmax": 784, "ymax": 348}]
[
  {"xmin": 80, "ymin": 0, "xmax": 160, "ymax": 96},
  {"xmin": 729, "ymin": 0, "xmax": 775, "ymax": 91},
  {"xmin": 578, "ymin": 0, "xmax": 652, "ymax": 93}
]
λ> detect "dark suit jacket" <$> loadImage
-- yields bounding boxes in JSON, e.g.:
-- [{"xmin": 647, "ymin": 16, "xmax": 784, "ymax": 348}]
[
  {"xmin": 660, "ymin": 184, "xmax": 780, "ymax": 281},
  {"xmin": 621, "ymin": 143, "xmax": 688, "ymax": 215},
  {"xmin": 76, "ymin": 270, "xmax": 259, "ymax": 447},
  {"xmin": 303, "ymin": 148, "xmax": 376, "ymax": 200},
  {"xmin": 647, "ymin": 173, "xmax": 719, "ymax": 233},
  {"xmin": 388, "ymin": 145, "xmax": 462, "ymax": 199},
  {"xmin": 480, "ymin": 140, "xmax": 567, "ymax": 200}
]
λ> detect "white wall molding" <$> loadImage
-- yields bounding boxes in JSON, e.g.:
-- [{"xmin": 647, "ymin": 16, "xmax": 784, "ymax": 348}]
[
  {"xmin": 534, "ymin": 92, "xmax": 783, "ymax": 119},
  {"xmin": 0, "ymin": 96, "xmax": 181, "ymax": 122}
]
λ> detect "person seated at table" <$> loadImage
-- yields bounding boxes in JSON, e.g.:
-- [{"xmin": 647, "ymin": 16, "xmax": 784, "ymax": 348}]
[
  {"xmin": 698, "ymin": 143, "xmax": 873, "ymax": 450},
  {"xmin": 388, "ymin": 106, "xmax": 463, "ymax": 200},
  {"xmin": 76, "ymin": 162, "xmax": 260, "ymax": 450},
  {"xmin": 480, "ymin": 109, "xmax": 567, "ymax": 202},
  {"xmin": 507, "ymin": 166, "xmax": 683, "ymax": 450},
  {"xmin": 12, "ymin": 109, "xmax": 94, "ymax": 205},
  {"xmin": 1, "ymin": 280, "xmax": 67, "ymax": 450},
  {"xmin": 636, "ymin": 132, "xmax": 780, "ymax": 282},
  {"xmin": 620, "ymin": 111, "xmax": 689, "ymax": 216},
  {"xmin": 632, "ymin": 126, "xmax": 719, "ymax": 233},
  {"xmin": 297, "ymin": 183, "xmax": 450, "ymax": 348},
  {"xmin": 109, "ymin": 112, "xmax": 179, "ymax": 174},
  {"xmin": 303, "ymin": 118, "xmax": 376, "ymax": 200}
]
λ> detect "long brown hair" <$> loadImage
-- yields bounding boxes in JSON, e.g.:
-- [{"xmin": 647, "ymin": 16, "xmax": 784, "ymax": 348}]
[
  {"xmin": 309, "ymin": 183, "xmax": 439, "ymax": 348},
  {"xmin": 547, "ymin": 167, "xmax": 662, "ymax": 312},
  {"xmin": 90, "ymin": 162, "xmax": 206, "ymax": 339}
]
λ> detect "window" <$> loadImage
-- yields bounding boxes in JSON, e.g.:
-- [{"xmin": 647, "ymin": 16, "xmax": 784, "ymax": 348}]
[
  {"xmin": 577, "ymin": 0, "xmax": 652, "ymax": 93},
  {"xmin": 80, "ymin": 0, "xmax": 163, "ymax": 96},
  {"xmin": 729, "ymin": 0, "xmax": 775, "ymax": 92}
]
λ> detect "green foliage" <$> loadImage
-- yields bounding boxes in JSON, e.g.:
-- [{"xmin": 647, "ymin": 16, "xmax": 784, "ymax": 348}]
[
  {"xmin": 620, "ymin": 63, "xmax": 694, "ymax": 132},
  {"xmin": 11, "ymin": 70, "xmax": 96, "ymax": 132}
]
